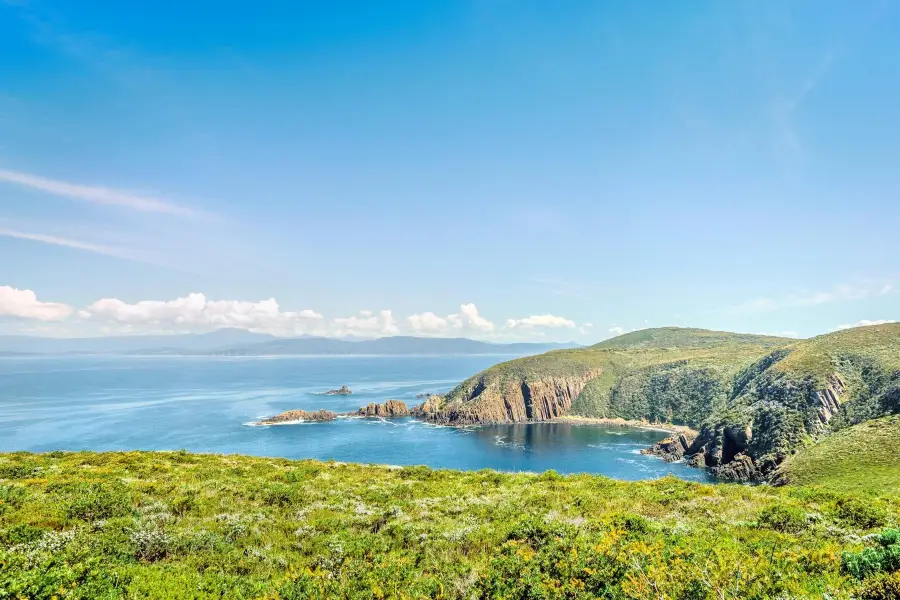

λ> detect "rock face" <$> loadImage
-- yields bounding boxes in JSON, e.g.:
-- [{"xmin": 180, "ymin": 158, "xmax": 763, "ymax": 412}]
[
  {"xmin": 814, "ymin": 375, "xmax": 845, "ymax": 424},
  {"xmin": 642, "ymin": 431, "xmax": 698, "ymax": 462},
  {"xmin": 325, "ymin": 385, "xmax": 352, "ymax": 395},
  {"xmin": 356, "ymin": 400, "xmax": 409, "ymax": 418},
  {"xmin": 413, "ymin": 371, "xmax": 602, "ymax": 425},
  {"xmin": 258, "ymin": 409, "xmax": 337, "ymax": 424}
]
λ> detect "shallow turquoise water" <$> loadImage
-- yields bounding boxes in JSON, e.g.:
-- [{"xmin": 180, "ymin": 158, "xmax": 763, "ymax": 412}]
[{"xmin": 0, "ymin": 355, "xmax": 713, "ymax": 482}]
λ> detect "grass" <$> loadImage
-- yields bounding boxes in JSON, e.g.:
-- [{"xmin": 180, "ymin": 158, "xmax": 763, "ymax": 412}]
[
  {"xmin": 777, "ymin": 415, "xmax": 900, "ymax": 495},
  {"xmin": 2, "ymin": 451, "xmax": 900, "ymax": 599}
]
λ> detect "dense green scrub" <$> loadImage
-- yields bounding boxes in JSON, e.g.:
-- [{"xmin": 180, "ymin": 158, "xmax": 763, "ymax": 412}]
[{"xmin": 2, "ymin": 451, "xmax": 900, "ymax": 599}]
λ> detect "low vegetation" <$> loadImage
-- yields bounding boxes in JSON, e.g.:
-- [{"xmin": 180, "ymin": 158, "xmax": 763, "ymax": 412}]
[{"xmin": 2, "ymin": 450, "xmax": 900, "ymax": 599}]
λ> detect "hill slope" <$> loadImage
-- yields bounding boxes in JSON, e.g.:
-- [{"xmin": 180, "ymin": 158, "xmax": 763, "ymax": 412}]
[
  {"xmin": 775, "ymin": 414, "xmax": 900, "ymax": 495},
  {"xmin": 413, "ymin": 325, "xmax": 900, "ymax": 481}
]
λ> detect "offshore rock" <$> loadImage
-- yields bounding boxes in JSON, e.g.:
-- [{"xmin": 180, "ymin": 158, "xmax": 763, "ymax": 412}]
[
  {"xmin": 356, "ymin": 400, "xmax": 410, "ymax": 418},
  {"xmin": 325, "ymin": 385, "xmax": 352, "ymax": 395},
  {"xmin": 258, "ymin": 409, "xmax": 337, "ymax": 424}
]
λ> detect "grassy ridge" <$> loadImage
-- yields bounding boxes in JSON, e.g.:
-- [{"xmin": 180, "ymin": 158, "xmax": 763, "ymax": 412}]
[
  {"xmin": 777, "ymin": 415, "xmax": 900, "ymax": 495},
  {"xmin": 2, "ymin": 451, "xmax": 900, "ymax": 599}
]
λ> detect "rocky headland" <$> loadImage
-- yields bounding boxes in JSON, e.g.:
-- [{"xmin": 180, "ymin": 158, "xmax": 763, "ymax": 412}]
[{"xmin": 402, "ymin": 324, "xmax": 900, "ymax": 483}]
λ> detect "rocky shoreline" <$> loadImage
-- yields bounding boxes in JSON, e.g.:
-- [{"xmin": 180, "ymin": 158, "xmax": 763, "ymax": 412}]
[
  {"xmin": 641, "ymin": 423, "xmax": 760, "ymax": 482},
  {"xmin": 254, "ymin": 392, "xmax": 752, "ymax": 482}
]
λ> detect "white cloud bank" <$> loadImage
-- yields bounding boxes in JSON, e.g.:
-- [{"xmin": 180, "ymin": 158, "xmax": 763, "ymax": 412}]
[
  {"xmin": 407, "ymin": 304, "xmax": 496, "ymax": 336},
  {"xmin": 332, "ymin": 310, "xmax": 399, "ymax": 337},
  {"xmin": 0, "ymin": 167, "xmax": 198, "ymax": 217},
  {"xmin": 834, "ymin": 319, "xmax": 897, "ymax": 331},
  {"xmin": 80, "ymin": 293, "xmax": 324, "ymax": 335},
  {"xmin": 0, "ymin": 286, "xmax": 73, "ymax": 321},
  {"xmin": 2, "ymin": 288, "xmax": 588, "ymax": 340}
]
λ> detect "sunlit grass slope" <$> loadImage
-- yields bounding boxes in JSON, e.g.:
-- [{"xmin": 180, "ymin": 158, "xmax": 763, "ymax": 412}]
[{"xmin": 777, "ymin": 415, "xmax": 900, "ymax": 496}]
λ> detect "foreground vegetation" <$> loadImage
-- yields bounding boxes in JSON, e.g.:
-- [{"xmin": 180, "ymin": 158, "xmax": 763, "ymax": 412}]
[{"xmin": 2, "ymin": 451, "xmax": 900, "ymax": 599}]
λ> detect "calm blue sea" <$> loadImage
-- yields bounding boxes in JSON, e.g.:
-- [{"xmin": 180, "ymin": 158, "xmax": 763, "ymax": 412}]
[{"xmin": 0, "ymin": 355, "xmax": 713, "ymax": 482}]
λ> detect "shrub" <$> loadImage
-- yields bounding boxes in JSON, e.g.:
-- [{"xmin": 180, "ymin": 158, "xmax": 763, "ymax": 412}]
[
  {"xmin": 1, "ymin": 523, "xmax": 45, "ymax": 545},
  {"xmin": 836, "ymin": 498, "xmax": 888, "ymax": 529},
  {"xmin": 0, "ymin": 463, "xmax": 38, "ymax": 479},
  {"xmin": 842, "ymin": 529, "xmax": 900, "ymax": 579},
  {"xmin": 170, "ymin": 493, "xmax": 197, "ymax": 516},
  {"xmin": 859, "ymin": 572, "xmax": 900, "ymax": 600},
  {"xmin": 758, "ymin": 504, "xmax": 808, "ymax": 533},
  {"xmin": 64, "ymin": 482, "xmax": 132, "ymax": 521},
  {"xmin": 0, "ymin": 484, "xmax": 26, "ymax": 513},
  {"xmin": 263, "ymin": 484, "xmax": 297, "ymax": 507},
  {"xmin": 613, "ymin": 513, "xmax": 651, "ymax": 534}
]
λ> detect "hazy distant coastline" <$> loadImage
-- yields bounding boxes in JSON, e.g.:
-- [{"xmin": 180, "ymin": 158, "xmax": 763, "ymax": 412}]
[{"xmin": 0, "ymin": 328, "xmax": 579, "ymax": 357}]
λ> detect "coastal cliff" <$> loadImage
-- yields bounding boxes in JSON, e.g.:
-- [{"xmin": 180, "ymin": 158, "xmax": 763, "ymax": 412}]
[{"xmin": 412, "ymin": 369, "xmax": 602, "ymax": 425}]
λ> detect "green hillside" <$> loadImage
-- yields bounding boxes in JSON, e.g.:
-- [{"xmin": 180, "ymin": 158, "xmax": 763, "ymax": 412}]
[
  {"xmin": 776, "ymin": 415, "xmax": 900, "ymax": 495},
  {"xmin": 3, "ymin": 451, "xmax": 900, "ymax": 599},
  {"xmin": 423, "ymin": 324, "xmax": 900, "ymax": 481}
]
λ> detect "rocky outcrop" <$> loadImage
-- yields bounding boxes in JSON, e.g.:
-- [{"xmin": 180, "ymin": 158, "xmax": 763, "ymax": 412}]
[
  {"xmin": 325, "ymin": 385, "xmax": 352, "ymax": 395},
  {"xmin": 711, "ymin": 452, "xmax": 759, "ymax": 482},
  {"xmin": 814, "ymin": 375, "xmax": 845, "ymax": 424},
  {"xmin": 642, "ymin": 431, "xmax": 698, "ymax": 462},
  {"xmin": 414, "ymin": 371, "xmax": 602, "ymax": 425},
  {"xmin": 356, "ymin": 400, "xmax": 409, "ymax": 418},
  {"xmin": 258, "ymin": 409, "xmax": 337, "ymax": 424}
]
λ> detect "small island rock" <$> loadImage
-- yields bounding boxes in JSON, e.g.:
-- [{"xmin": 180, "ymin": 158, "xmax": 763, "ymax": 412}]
[
  {"xmin": 259, "ymin": 409, "xmax": 337, "ymax": 424},
  {"xmin": 325, "ymin": 385, "xmax": 352, "ymax": 395}
]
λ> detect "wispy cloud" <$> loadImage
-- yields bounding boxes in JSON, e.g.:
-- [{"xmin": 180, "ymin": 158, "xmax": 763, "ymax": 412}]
[
  {"xmin": 0, "ymin": 227, "xmax": 127, "ymax": 257},
  {"xmin": 730, "ymin": 283, "xmax": 886, "ymax": 314},
  {"xmin": 0, "ymin": 168, "xmax": 200, "ymax": 217}
]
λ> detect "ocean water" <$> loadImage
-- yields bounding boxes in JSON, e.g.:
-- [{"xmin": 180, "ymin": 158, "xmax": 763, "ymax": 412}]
[{"xmin": 0, "ymin": 355, "xmax": 713, "ymax": 482}]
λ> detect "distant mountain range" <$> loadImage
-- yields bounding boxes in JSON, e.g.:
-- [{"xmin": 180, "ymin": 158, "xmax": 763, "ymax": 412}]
[{"xmin": 0, "ymin": 328, "xmax": 580, "ymax": 356}]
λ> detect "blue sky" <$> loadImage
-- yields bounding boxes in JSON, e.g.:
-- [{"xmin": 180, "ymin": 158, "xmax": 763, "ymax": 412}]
[{"xmin": 0, "ymin": 0, "xmax": 898, "ymax": 341}]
